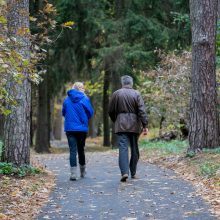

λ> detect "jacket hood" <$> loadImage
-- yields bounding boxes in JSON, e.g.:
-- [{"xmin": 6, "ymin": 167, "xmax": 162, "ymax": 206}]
[{"xmin": 67, "ymin": 89, "xmax": 85, "ymax": 103}]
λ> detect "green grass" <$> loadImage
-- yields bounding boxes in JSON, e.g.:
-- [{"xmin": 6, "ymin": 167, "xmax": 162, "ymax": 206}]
[
  {"xmin": 199, "ymin": 162, "xmax": 220, "ymax": 177},
  {"xmin": 0, "ymin": 162, "xmax": 42, "ymax": 177},
  {"xmin": 203, "ymin": 147, "xmax": 220, "ymax": 154},
  {"xmin": 140, "ymin": 139, "xmax": 188, "ymax": 155},
  {"xmin": 140, "ymin": 139, "xmax": 220, "ymax": 178}
]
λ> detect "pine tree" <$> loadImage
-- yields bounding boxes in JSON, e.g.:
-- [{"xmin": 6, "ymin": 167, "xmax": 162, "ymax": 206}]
[
  {"xmin": 188, "ymin": 0, "xmax": 220, "ymax": 152},
  {"xmin": 3, "ymin": 0, "xmax": 31, "ymax": 165}
]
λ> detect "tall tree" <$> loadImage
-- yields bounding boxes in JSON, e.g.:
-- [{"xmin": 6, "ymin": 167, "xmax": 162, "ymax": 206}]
[
  {"xmin": 31, "ymin": 0, "xmax": 57, "ymax": 152},
  {"xmin": 3, "ymin": 0, "xmax": 31, "ymax": 165},
  {"xmin": 0, "ymin": 2, "xmax": 6, "ymax": 142},
  {"xmin": 35, "ymin": 73, "xmax": 50, "ymax": 152},
  {"xmin": 188, "ymin": 0, "xmax": 220, "ymax": 152},
  {"xmin": 103, "ymin": 62, "xmax": 111, "ymax": 147},
  {"xmin": 110, "ymin": 0, "xmax": 125, "ymax": 147}
]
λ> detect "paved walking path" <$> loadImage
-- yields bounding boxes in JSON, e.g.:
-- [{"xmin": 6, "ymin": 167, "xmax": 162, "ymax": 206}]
[{"xmin": 37, "ymin": 152, "xmax": 216, "ymax": 220}]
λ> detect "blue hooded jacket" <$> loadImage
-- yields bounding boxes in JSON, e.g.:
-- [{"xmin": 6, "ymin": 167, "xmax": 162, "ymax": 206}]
[{"xmin": 62, "ymin": 89, "xmax": 94, "ymax": 132}]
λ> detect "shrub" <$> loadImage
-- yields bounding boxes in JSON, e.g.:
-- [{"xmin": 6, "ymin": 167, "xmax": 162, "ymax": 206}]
[{"xmin": 0, "ymin": 162, "xmax": 42, "ymax": 177}]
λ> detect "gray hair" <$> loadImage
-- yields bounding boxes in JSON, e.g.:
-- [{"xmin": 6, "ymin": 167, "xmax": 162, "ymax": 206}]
[{"xmin": 121, "ymin": 75, "xmax": 133, "ymax": 87}]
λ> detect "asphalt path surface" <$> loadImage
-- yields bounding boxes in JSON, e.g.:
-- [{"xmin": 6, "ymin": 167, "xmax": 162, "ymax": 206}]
[{"xmin": 37, "ymin": 152, "xmax": 216, "ymax": 220}]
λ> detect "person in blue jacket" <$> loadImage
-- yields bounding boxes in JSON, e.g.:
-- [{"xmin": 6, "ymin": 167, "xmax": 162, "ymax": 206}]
[{"xmin": 62, "ymin": 82, "xmax": 94, "ymax": 180}]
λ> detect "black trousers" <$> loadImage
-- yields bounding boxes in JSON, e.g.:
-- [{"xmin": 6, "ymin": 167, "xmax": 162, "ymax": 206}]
[{"xmin": 66, "ymin": 131, "xmax": 87, "ymax": 167}]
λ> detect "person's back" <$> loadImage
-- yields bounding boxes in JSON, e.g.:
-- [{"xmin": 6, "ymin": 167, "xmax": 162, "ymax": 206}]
[
  {"xmin": 62, "ymin": 82, "xmax": 94, "ymax": 181},
  {"xmin": 63, "ymin": 89, "xmax": 93, "ymax": 132},
  {"xmin": 109, "ymin": 85, "xmax": 147, "ymax": 134},
  {"xmin": 108, "ymin": 75, "xmax": 148, "ymax": 182}
]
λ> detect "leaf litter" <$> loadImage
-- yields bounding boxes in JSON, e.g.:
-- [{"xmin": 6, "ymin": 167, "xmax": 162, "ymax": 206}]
[{"xmin": 0, "ymin": 155, "xmax": 55, "ymax": 220}]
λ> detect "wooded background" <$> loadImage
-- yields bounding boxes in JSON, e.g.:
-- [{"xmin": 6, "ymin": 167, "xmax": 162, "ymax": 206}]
[{"xmin": 1, "ymin": 0, "xmax": 220, "ymax": 165}]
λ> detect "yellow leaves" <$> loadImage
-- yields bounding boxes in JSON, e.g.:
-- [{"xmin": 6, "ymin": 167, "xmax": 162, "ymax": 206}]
[
  {"xmin": 23, "ymin": 59, "xmax": 29, "ymax": 67},
  {"xmin": 0, "ymin": 213, "xmax": 8, "ymax": 219},
  {"xmin": 91, "ymin": 58, "xmax": 97, "ymax": 68},
  {"xmin": 11, "ymin": 189, "xmax": 21, "ymax": 197},
  {"xmin": 16, "ymin": 27, "xmax": 30, "ymax": 36},
  {"xmin": 0, "ymin": 16, "xmax": 6, "ymax": 24},
  {"xmin": 43, "ymin": 3, "xmax": 56, "ymax": 14},
  {"xmin": 84, "ymin": 80, "xmax": 103, "ymax": 96},
  {"xmin": 1, "ymin": 109, "xmax": 11, "ymax": 116},
  {"xmin": 29, "ymin": 16, "xmax": 37, "ymax": 22},
  {"xmin": 62, "ymin": 21, "xmax": 75, "ymax": 29},
  {"xmin": 0, "ymin": 0, "xmax": 6, "ymax": 6}
]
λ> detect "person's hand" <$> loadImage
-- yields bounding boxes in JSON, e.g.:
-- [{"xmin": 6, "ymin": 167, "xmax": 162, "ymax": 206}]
[{"xmin": 143, "ymin": 128, "xmax": 148, "ymax": 135}]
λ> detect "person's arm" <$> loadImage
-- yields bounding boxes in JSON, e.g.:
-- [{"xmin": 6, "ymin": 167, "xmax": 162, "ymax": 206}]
[
  {"xmin": 108, "ymin": 93, "xmax": 117, "ymax": 122},
  {"xmin": 82, "ymin": 97, "xmax": 94, "ymax": 119},
  {"xmin": 137, "ymin": 92, "xmax": 148, "ymax": 129}
]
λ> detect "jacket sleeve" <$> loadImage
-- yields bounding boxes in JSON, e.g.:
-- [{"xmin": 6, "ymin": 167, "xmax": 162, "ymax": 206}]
[
  {"xmin": 108, "ymin": 92, "xmax": 116, "ymax": 122},
  {"xmin": 62, "ymin": 100, "xmax": 66, "ymax": 117},
  {"xmin": 82, "ymin": 97, "xmax": 94, "ymax": 119},
  {"xmin": 137, "ymin": 93, "xmax": 148, "ymax": 128}
]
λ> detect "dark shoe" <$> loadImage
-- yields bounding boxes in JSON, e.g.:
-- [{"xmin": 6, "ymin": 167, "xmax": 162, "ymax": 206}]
[
  {"xmin": 80, "ymin": 165, "xmax": 86, "ymax": 178},
  {"xmin": 70, "ymin": 176, "xmax": 77, "ymax": 181},
  {"xmin": 131, "ymin": 175, "xmax": 137, "ymax": 179},
  {"xmin": 120, "ymin": 174, "xmax": 128, "ymax": 182}
]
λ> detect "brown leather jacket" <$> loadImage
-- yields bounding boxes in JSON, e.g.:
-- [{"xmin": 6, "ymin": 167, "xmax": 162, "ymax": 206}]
[{"xmin": 108, "ymin": 85, "xmax": 148, "ymax": 134}]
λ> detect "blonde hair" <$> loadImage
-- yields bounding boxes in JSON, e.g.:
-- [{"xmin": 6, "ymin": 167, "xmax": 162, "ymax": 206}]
[{"xmin": 72, "ymin": 82, "xmax": 85, "ymax": 92}]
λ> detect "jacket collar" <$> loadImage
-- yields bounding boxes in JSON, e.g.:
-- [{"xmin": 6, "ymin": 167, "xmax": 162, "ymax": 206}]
[{"xmin": 122, "ymin": 85, "xmax": 133, "ymax": 89}]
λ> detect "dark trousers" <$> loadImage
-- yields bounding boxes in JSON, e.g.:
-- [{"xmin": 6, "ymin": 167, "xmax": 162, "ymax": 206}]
[
  {"xmin": 117, "ymin": 132, "xmax": 139, "ymax": 176},
  {"xmin": 66, "ymin": 131, "xmax": 87, "ymax": 167}
]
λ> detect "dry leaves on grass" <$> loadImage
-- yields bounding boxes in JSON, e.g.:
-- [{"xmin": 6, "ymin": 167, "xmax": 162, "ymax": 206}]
[
  {"xmin": 141, "ymin": 151, "xmax": 220, "ymax": 219},
  {"xmin": 0, "ymin": 172, "xmax": 55, "ymax": 220}
]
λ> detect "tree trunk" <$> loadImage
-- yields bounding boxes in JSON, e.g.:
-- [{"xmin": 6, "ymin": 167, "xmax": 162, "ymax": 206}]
[
  {"xmin": 35, "ymin": 74, "xmax": 50, "ymax": 153},
  {"xmin": 35, "ymin": 0, "xmax": 50, "ymax": 153},
  {"xmin": 110, "ymin": 1, "xmax": 125, "ymax": 148},
  {"xmin": 0, "ymin": 115, "xmax": 4, "ymax": 141},
  {"xmin": 0, "ymin": 5, "xmax": 6, "ymax": 144},
  {"xmin": 3, "ymin": 0, "xmax": 31, "ymax": 165},
  {"xmin": 218, "ymin": 0, "xmax": 220, "ymax": 18},
  {"xmin": 188, "ymin": 0, "xmax": 220, "ymax": 152},
  {"xmin": 50, "ymin": 98, "xmax": 55, "ymax": 141},
  {"xmin": 111, "ymin": 71, "xmax": 121, "ymax": 148},
  {"xmin": 30, "ymin": 85, "xmax": 38, "ymax": 146},
  {"xmin": 103, "ymin": 67, "xmax": 111, "ymax": 147},
  {"xmin": 53, "ymin": 104, "xmax": 62, "ymax": 140},
  {"xmin": 88, "ymin": 96, "xmax": 97, "ymax": 138},
  {"xmin": 159, "ymin": 115, "xmax": 165, "ymax": 136}
]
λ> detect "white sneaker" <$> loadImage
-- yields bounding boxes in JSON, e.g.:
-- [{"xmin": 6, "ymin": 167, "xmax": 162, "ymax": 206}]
[{"xmin": 70, "ymin": 167, "xmax": 77, "ymax": 181}]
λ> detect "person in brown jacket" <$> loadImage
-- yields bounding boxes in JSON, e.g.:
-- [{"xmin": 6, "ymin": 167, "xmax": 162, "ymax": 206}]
[{"xmin": 108, "ymin": 75, "xmax": 148, "ymax": 182}]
